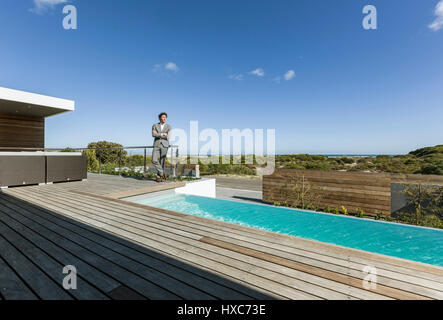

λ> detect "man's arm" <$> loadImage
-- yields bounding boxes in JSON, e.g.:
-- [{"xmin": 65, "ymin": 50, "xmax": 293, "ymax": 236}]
[
  {"xmin": 157, "ymin": 125, "xmax": 170, "ymax": 140},
  {"xmin": 162, "ymin": 125, "xmax": 170, "ymax": 140},
  {"xmin": 152, "ymin": 125, "xmax": 162, "ymax": 138}
]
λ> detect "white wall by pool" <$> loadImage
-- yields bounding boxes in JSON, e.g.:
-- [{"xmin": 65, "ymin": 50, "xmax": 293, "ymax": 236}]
[
  {"xmin": 175, "ymin": 178, "xmax": 216, "ymax": 198},
  {"xmin": 120, "ymin": 178, "xmax": 216, "ymax": 202}
]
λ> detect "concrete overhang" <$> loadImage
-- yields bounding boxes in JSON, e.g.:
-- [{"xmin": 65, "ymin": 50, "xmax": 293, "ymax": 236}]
[{"xmin": 0, "ymin": 87, "xmax": 75, "ymax": 118}]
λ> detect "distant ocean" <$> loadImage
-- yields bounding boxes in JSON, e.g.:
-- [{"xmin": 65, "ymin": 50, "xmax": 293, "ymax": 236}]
[{"xmin": 323, "ymin": 154, "xmax": 395, "ymax": 158}]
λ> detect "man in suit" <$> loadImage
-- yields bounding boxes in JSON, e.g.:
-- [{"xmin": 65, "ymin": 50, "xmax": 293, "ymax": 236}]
[{"xmin": 152, "ymin": 112, "xmax": 171, "ymax": 183}]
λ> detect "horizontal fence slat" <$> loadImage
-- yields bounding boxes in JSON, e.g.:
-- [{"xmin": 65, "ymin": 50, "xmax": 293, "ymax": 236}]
[
  {"xmin": 262, "ymin": 182, "xmax": 391, "ymax": 195},
  {"xmin": 264, "ymin": 175, "xmax": 391, "ymax": 188},
  {"xmin": 262, "ymin": 185, "xmax": 391, "ymax": 200},
  {"xmin": 263, "ymin": 192, "xmax": 391, "ymax": 208}
]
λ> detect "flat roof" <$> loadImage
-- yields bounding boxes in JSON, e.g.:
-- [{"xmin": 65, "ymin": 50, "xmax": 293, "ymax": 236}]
[{"xmin": 0, "ymin": 87, "xmax": 75, "ymax": 118}]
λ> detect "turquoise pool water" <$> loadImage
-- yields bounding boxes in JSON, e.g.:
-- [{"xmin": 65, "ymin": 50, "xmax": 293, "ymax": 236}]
[{"xmin": 132, "ymin": 193, "xmax": 443, "ymax": 266}]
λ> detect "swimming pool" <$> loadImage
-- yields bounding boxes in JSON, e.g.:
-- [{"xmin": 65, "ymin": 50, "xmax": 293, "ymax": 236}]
[{"xmin": 130, "ymin": 193, "xmax": 443, "ymax": 267}]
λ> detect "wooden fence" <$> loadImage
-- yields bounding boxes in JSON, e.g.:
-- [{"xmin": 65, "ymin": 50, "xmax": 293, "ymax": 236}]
[
  {"xmin": 262, "ymin": 169, "xmax": 443, "ymax": 217},
  {"xmin": 0, "ymin": 112, "xmax": 44, "ymax": 149}
]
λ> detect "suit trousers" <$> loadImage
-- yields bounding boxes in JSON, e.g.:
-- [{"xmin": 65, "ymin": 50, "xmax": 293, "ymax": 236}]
[{"xmin": 152, "ymin": 146, "xmax": 168, "ymax": 178}]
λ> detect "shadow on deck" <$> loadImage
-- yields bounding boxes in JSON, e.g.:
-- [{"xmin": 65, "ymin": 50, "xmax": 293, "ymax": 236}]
[{"xmin": 0, "ymin": 191, "xmax": 275, "ymax": 300}]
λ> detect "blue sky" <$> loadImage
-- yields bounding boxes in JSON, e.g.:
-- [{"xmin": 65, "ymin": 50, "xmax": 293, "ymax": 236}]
[{"xmin": 0, "ymin": 0, "xmax": 442, "ymax": 154}]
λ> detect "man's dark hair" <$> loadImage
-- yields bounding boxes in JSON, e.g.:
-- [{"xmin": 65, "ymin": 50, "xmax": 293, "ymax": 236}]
[{"xmin": 158, "ymin": 112, "xmax": 168, "ymax": 120}]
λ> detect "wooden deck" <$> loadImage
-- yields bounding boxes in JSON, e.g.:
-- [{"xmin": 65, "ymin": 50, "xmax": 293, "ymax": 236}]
[{"xmin": 0, "ymin": 174, "xmax": 442, "ymax": 300}]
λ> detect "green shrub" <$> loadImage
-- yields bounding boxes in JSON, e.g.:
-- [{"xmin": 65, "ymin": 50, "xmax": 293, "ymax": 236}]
[
  {"xmin": 304, "ymin": 161, "xmax": 332, "ymax": 171},
  {"xmin": 409, "ymin": 145, "xmax": 443, "ymax": 157},
  {"xmin": 88, "ymin": 141, "xmax": 127, "ymax": 164},
  {"xmin": 418, "ymin": 162, "xmax": 443, "ymax": 175},
  {"xmin": 199, "ymin": 162, "xmax": 256, "ymax": 176},
  {"xmin": 85, "ymin": 149, "xmax": 99, "ymax": 172},
  {"xmin": 125, "ymin": 155, "xmax": 145, "ymax": 167},
  {"xmin": 284, "ymin": 163, "xmax": 305, "ymax": 170},
  {"xmin": 356, "ymin": 209, "xmax": 365, "ymax": 218},
  {"xmin": 420, "ymin": 215, "xmax": 443, "ymax": 229},
  {"xmin": 99, "ymin": 162, "xmax": 119, "ymax": 174},
  {"xmin": 339, "ymin": 157, "xmax": 355, "ymax": 164}
]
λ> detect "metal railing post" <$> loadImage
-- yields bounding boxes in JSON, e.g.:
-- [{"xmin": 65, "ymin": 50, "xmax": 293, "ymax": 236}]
[
  {"xmin": 119, "ymin": 149, "xmax": 122, "ymax": 175},
  {"xmin": 171, "ymin": 147, "xmax": 175, "ymax": 178},
  {"xmin": 144, "ymin": 148, "xmax": 147, "ymax": 174},
  {"xmin": 175, "ymin": 147, "xmax": 179, "ymax": 178},
  {"xmin": 99, "ymin": 152, "xmax": 102, "ymax": 174}
]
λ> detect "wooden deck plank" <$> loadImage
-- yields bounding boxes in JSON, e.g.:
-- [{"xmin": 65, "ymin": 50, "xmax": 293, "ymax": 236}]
[
  {"xmin": 0, "ymin": 194, "xmax": 283, "ymax": 301},
  {"xmin": 0, "ymin": 198, "xmax": 217, "ymax": 300},
  {"xmin": 68, "ymin": 189, "xmax": 443, "ymax": 280},
  {"xmin": 21, "ymin": 186, "xmax": 443, "ymax": 299},
  {"xmin": 8, "ymin": 186, "xmax": 442, "ymax": 299},
  {"xmin": 52, "ymin": 173, "xmax": 184, "ymax": 197},
  {"xmin": 105, "ymin": 182, "xmax": 186, "ymax": 199},
  {"xmin": 15, "ymin": 189, "xmax": 396, "ymax": 299},
  {"xmin": 50, "ymin": 181, "xmax": 140, "ymax": 195},
  {"xmin": 0, "ymin": 225, "xmax": 72, "ymax": 300},
  {"xmin": 0, "ymin": 201, "xmax": 122, "ymax": 296},
  {"xmin": 29, "ymin": 205, "xmax": 352, "ymax": 300},
  {"xmin": 19, "ymin": 188, "xmax": 438, "ymax": 298},
  {"xmin": 1, "ymin": 173, "xmax": 442, "ymax": 300},
  {"xmin": 110, "ymin": 204, "xmax": 443, "ymax": 288},
  {"xmin": 200, "ymin": 237, "xmax": 430, "ymax": 300},
  {"xmin": 0, "ymin": 255, "xmax": 38, "ymax": 300},
  {"xmin": 7, "ymin": 189, "xmax": 323, "ymax": 300},
  {"xmin": 72, "ymin": 190, "xmax": 443, "ymax": 285},
  {"xmin": 0, "ymin": 193, "xmax": 258, "ymax": 300},
  {"xmin": 0, "ymin": 199, "xmax": 180, "ymax": 300},
  {"xmin": 43, "ymin": 188, "xmax": 443, "ymax": 295},
  {"xmin": 0, "ymin": 217, "xmax": 109, "ymax": 300},
  {"xmin": 9, "ymin": 188, "xmax": 396, "ymax": 300}
]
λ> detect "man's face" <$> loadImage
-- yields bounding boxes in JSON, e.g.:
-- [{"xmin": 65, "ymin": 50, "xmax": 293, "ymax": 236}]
[{"xmin": 160, "ymin": 115, "xmax": 167, "ymax": 124}]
